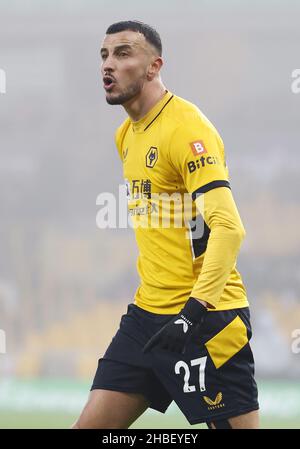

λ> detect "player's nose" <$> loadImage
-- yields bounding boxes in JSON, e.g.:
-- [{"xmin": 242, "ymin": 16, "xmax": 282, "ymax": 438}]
[{"xmin": 101, "ymin": 55, "xmax": 115, "ymax": 74}]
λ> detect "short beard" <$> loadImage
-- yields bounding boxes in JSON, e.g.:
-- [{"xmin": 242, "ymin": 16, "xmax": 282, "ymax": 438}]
[{"xmin": 106, "ymin": 80, "xmax": 143, "ymax": 105}]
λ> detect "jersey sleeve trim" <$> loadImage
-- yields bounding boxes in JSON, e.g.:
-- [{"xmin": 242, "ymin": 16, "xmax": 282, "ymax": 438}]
[{"xmin": 191, "ymin": 180, "xmax": 231, "ymax": 200}]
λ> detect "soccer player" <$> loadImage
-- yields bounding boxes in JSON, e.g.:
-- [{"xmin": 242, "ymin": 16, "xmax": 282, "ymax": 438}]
[{"xmin": 73, "ymin": 20, "xmax": 259, "ymax": 429}]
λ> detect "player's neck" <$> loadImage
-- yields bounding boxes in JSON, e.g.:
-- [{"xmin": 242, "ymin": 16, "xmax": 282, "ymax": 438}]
[{"xmin": 123, "ymin": 82, "xmax": 167, "ymax": 122}]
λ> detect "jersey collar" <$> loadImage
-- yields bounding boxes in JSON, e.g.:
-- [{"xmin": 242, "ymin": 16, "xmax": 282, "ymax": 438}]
[{"xmin": 131, "ymin": 90, "xmax": 174, "ymax": 133}]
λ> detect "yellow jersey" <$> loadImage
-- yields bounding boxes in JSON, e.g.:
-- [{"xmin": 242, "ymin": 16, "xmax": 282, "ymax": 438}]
[{"xmin": 115, "ymin": 90, "xmax": 248, "ymax": 314}]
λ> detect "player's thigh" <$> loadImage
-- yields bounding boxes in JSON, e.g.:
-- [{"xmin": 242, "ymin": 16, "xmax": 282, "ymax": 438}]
[
  {"xmin": 72, "ymin": 388, "xmax": 150, "ymax": 429},
  {"xmin": 229, "ymin": 409, "xmax": 259, "ymax": 429},
  {"xmin": 208, "ymin": 409, "xmax": 259, "ymax": 429}
]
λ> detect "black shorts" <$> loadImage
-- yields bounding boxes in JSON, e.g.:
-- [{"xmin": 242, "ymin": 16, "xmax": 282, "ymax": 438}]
[{"xmin": 91, "ymin": 303, "xmax": 259, "ymax": 425}]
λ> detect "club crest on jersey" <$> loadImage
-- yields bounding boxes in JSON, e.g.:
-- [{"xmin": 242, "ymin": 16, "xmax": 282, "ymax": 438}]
[
  {"xmin": 146, "ymin": 146, "xmax": 158, "ymax": 168},
  {"xmin": 190, "ymin": 140, "xmax": 207, "ymax": 156}
]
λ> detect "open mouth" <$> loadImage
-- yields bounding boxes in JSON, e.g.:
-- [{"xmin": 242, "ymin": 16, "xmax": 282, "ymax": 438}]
[{"xmin": 103, "ymin": 76, "xmax": 116, "ymax": 91}]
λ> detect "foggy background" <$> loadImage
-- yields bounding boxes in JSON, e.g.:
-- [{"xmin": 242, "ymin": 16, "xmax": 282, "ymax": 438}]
[{"xmin": 0, "ymin": 0, "xmax": 300, "ymax": 420}]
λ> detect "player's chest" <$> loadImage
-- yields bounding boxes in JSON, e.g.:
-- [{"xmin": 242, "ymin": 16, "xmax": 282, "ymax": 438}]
[{"xmin": 121, "ymin": 133, "xmax": 179, "ymax": 195}]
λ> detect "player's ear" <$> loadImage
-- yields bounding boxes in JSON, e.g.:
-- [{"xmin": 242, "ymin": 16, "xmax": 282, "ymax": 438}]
[{"xmin": 147, "ymin": 57, "xmax": 163, "ymax": 81}]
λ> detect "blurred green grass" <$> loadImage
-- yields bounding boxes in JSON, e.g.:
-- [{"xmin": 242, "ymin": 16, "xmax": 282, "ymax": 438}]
[
  {"xmin": 0, "ymin": 411, "xmax": 299, "ymax": 429},
  {"xmin": 0, "ymin": 378, "xmax": 300, "ymax": 429}
]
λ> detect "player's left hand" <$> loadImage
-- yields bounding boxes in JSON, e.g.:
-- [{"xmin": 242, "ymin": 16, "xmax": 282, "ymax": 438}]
[{"xmin": 143, "ymin": 297, "xmax": 207, "ymax": 354}]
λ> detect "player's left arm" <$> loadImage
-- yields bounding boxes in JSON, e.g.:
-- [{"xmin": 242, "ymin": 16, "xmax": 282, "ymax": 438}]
[
  {"xmin": 191, "ymin": 185, "xmax": 246, "ymax": 309},
  {"xmin": 144, "ymin": 115, "xmax": 245, "ymax": 354},
  {"xmin": 166, "ymin": 115, "xmax": 246, "ymax": 310}
]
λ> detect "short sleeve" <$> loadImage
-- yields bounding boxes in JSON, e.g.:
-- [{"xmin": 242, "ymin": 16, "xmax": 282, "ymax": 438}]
[
  {"xmin": 168, "ymin": 119, "xmax": 230, "ymax": 200},
  {"xmin": 115, "ymin": 126, "xmax": 124, "ymax": 162},
  {"xmin": 115, "ymin": 118, "xmax": 131, "ymax": 162}
]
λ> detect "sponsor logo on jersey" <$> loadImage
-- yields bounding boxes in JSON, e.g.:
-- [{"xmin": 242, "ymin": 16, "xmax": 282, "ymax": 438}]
[
  {"xmin": 146, "ymin": 146, "xmax": 158, "ymax": 168},
  {"xmin": 187, "ymin": 156, "xmax": 220, "ymax": 173},
  {"xmin": 131, "ymin": 179, "xmax": 152, "ymax": 199},
  {"xmin": 190, "ymin": 140, "xmax": 207, "ymax": 156},
  {"xmin": 203, "ymin": 392, "xmax": 225, "ymax": 410}
]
